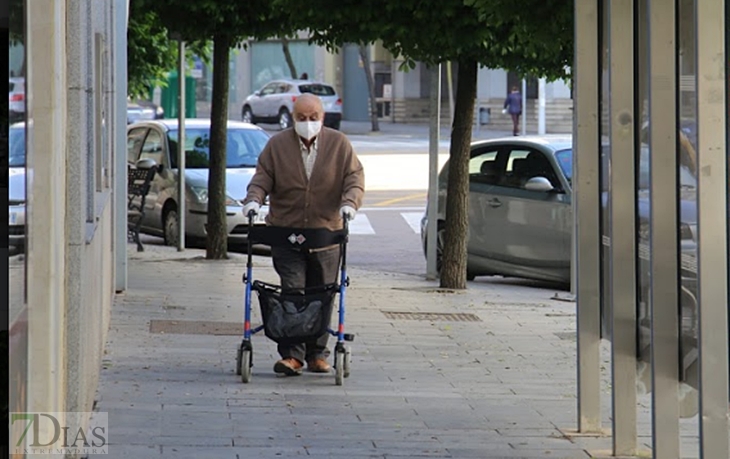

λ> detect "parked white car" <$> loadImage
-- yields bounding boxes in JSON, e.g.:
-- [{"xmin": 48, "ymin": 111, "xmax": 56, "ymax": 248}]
[
  {"xmin": 9, "ymin": 122, "xmax": 26, "ymax": 250},
  {"xmin": 126, "ymin": 119, "xmax": 271, "ymax": 246},
  {"xmin": 241, "ymin": 78, "xmax": 342, "ymax": 130}
]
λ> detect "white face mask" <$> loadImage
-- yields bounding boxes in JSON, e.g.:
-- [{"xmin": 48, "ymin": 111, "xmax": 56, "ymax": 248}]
[{"xmin": 295, "ymin": 120, "xmax": 322, "ymax": 141}]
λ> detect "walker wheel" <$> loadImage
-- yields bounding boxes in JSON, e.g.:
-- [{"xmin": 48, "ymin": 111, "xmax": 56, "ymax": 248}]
[
  {"xmin": 335, "ymin": 349, "xmax": 345, "ymax": 386},
  {"xmin": 343, "ymin": 347, "xmax": 351, "ymax": 379},
  {"xmin": 235, "ymin": 347, "xmax": 243, "ymax": 375},
  {"xmin": 241, "ymin": 349, "xmax": 252, "ymax": 383}
]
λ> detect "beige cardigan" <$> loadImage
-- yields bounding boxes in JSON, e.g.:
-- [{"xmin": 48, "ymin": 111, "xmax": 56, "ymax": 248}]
[{"xmin": 244, "ymin": 127, "xmax": 365, "ymax": 231}]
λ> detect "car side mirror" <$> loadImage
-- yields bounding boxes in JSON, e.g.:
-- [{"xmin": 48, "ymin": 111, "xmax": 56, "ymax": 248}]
[
  {"xmin": 254, "ymin": 90, "xmax": 260, "ymax": 96},
  {"xmin": 136, "ymin": 158, "xmax": 162, "ymax": 173},
  {"xmin": 135, "ymin": 158, "xmax": 157, "ymax": 169},
  {"xmin": 524, "ymin": 176, "xmax": 555, "ymax": 192}
]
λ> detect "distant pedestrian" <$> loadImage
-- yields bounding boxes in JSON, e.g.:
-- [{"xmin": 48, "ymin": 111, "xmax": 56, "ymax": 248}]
[{"xmin": 503, "ymin": 86, "xmax": 522, "ymax": 136}]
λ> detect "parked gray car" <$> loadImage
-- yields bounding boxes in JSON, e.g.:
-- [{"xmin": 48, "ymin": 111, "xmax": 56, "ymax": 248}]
[
  {"xmin": 126, "ymin": 119, "xmax": 270, "ymax": 246},
  {"xmin": 420, "ymin": 135, "xmax": 698, "ymax": 286}
]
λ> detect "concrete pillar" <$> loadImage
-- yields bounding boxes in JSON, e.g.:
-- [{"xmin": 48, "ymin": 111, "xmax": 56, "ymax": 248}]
[{"xmin": 26, "ymin": 0, "xmax": 67, "ymax": 415}]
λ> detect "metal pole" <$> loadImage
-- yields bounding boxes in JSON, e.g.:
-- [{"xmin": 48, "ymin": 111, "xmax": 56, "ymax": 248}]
[
  {"xmin": 648, "ymin": 0, "xmax": 680, "ymax": 456},
  {"xmin": 537, "ymin": 77, "xmax": 546, "ymax": 135},
  {"xmin": 177, "ymin": 40, "xmax": 186, "ymax": 251},
  {"xmin": 608, "ymin": 0, "xmax": 637, "ymax": 454},
  {"xmin": 695, "ymin": 0, "xmax": 729, "ymax": 456},
  {"xmin": 426, "ymin": 64, "xmax": 442, "ymax": 280},
  {"xmin": 447, "ymin": 62, "xmax": 454, "ymax": 126},
  {"xmin": 574, "ymin": 0, "xmax": 602, "ymax": 433},
  {"xmin": 521, "ymin": 78, "xmax": 527, "ymax": 135},
  {"xmin": 114, "ymin": 0, "xmax": 128, "ymax": 291}
]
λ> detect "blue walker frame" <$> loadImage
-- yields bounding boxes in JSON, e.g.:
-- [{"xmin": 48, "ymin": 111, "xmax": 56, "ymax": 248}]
[{"xmin": 237, "ymin": 213, "xmax": 353, "ymax": 383}]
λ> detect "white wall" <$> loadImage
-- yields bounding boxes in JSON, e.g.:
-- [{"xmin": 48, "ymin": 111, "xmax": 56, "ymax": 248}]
[
  {"xmin": 477, "ymin": 68, "xmax": 509, "ymax": 99},
  {"xmin": 26, "ymin": 0, "xmax": 119, "ymax": 427}
]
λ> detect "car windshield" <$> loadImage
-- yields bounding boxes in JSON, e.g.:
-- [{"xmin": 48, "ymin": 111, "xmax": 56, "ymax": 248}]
[
  {"xmin": 555, "ymin": 147, "xmax": 697, "ymax": 190},
  {"xmin": 167, "ymin": 128, "xmax": 269, "ymax": 169},
  {"xmin": 298, "ymin": 84, "xmax": 335, "ymax": 96},
  {"xmin": 9, "ymin": 127, "xmax": 25, "ymax": 167}
]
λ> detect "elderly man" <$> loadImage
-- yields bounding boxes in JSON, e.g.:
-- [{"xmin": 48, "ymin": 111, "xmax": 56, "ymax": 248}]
[{"xmin": 242, "ymin": 93, "xmax": 365, "ymax": 376}]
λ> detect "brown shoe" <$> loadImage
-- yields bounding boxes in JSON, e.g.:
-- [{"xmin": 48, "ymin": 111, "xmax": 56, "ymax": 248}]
[
  {"xmin": 273, "ymin": 358, "xmax": 303, "ymax": 376},
  {"xmin": 307, "ymin": 358, "xmax": 332, "ymax": 373}
]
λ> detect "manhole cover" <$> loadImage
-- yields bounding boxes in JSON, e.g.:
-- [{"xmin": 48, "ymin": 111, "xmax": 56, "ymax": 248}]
[
  {"xmin": 149, "ymin": 320, "xmax": 247, "ymax": 335},
  {"xmin": 381, "ymin": 311, "xmax": 482, "ymax": 322}
]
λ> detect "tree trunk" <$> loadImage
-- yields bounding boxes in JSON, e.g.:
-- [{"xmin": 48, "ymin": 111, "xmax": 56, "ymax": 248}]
[
  {"xmin": 206, "ymin": 34, "xmax": 231, "ymax": 260},
  {"xmin": 282, "ymin": 37, "xmax": 298, "ymax": 79},
  {"xmin": 439, "ymin": 57, "xmax": 477, "ymax": 289},
  {"xmin": 358, "ymin": 44, "xmax": 379, "ymax": 132}
]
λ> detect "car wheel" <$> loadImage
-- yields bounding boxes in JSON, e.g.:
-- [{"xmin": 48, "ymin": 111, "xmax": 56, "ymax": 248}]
[
  {"xmin": 163, "ymin": 206, "xmax": 179, "ymax": 247},
  {"xmin": 278, "ymin": 108, "xmax": 291, "ymax": 130},
  {"xmin": 242, "ymin": 106, "xmax": 254, "ymax": 124}
]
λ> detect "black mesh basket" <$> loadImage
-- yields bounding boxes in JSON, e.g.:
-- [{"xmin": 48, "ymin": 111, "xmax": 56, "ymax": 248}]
[{"xmin": 253, "ymin": 280, "xmax": 338, "ymax": 345}]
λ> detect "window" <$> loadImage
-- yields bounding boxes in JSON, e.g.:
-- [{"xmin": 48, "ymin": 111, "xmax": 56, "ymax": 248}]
[
  {"xmin": 554, "ymin": 149, "xmax": 572, "ymax": 184},
  {"xmin": 298, "ymin": 84, "xmax": 336, "ymax": 96},
  {"xmin": 127, "ymin": 128, "xmax": 148, "ymax": 164},
  {"xmin": 502, "ymin": 148, "xmax": 560, "ymax": 190},
  {"xmin": 468, "ymin": 149, "xmax": 499, "ymax": 185},
  {"xmin": 260, "ymin": 83, "xmax": 278, "ymax": 96},
  {"xmin": 167, "ymin": 128, "xmax": 270, "ymax": 169},
  {"xmin": 139, "ymin": 129, "xmax": 164, "ymax": 166}
]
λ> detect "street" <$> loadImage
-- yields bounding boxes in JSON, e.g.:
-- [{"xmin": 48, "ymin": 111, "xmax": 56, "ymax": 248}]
[{"xmin": 139, "ymin": 126, "xmax": 461, "ymax": 277}]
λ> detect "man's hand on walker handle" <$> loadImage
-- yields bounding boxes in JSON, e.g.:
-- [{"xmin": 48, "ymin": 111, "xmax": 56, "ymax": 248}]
[
  {"xmin": 242, "ymin": 201, "xmax": 260, "ymax": 218},
  {"xmin": 340, "ymin": 205, "xmax": 356, "ymax": 221}
]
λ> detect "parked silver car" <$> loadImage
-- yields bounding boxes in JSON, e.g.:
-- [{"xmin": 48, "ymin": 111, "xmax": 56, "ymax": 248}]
[
  {"xmin": 126, "ymin": 119, "xmax": 270, "ymax": 246},
  {"xmin": 9, "ymin": 77, "xmax": 25, "ymax": 123},
  {"xmin": 241, "ymin": 78, "xmax": 343, "ymax": 130},
  {"xmin": 421, "ymin": 135, "xmax": 698, "ymax": 285}
]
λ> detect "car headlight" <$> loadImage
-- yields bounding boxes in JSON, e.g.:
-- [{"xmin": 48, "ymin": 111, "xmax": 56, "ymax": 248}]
[
  {"xmin": 191, "ymin": 186, "xmax": 208, "ymax": 203},
  {"xmin": 191, "ymin": 186, "xmax": 242, "ymax": 207},
  {"xmin": 226, "ymin": 196, "xmax": 242, "ymax": 207}
]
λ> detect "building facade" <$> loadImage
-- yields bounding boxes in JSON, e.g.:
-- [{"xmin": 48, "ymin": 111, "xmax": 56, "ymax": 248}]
[
  {"xmin": 216, "ymin": 37, "xmax": 575, "ymax": 133},
  {"xmin": 8, "ymin": 0, "xmax": 127, "ymax": 455}
]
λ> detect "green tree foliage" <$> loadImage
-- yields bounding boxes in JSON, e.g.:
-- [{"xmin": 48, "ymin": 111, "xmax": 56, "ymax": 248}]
[
  {"xmin": 127, "ymin": 0, "xmax": 212, "ymax": 100},
  {"xmin": 133, "ymin": 0, "xmax": 296, "ymax": 259},
  {"xmin": 127, "ymin": 6, "xmax": 177, "ymax": 99},
  {"xmin": 285, "ymin": 0, "xmax": 572, "ymax": 288}
]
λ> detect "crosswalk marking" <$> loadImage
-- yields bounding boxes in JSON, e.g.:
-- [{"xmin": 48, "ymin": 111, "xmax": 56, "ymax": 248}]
[
  {"xmin": 401, "ymin": 212, "xmax": 423, "ymax": 234},
  {"xmin": 347, "ymin": 212, "xmax": 423, "ymax": 235},
  {"xmin": 348, "ymin": 213, "xmax": 375, "ymax": 235}
]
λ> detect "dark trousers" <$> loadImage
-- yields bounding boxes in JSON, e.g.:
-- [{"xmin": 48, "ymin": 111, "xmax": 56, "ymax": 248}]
[
  {"xmin": 510, "ymin": 113, "xmax": 521, "ymax": 135},
  {"xmin": 271, "ymin": 245, "xmax": 341, "ymax": 363}
]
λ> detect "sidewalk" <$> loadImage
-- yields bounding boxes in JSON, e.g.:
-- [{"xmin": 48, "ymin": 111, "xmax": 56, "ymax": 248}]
[{"xmin": 96, "ymin": 243, "xmax": 700, "ymax": 458}]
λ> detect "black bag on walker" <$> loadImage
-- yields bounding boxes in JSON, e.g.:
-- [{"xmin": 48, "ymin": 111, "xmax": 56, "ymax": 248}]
[{"xmin": 253, "ymin": 280, "xmax": 338, "ymax": 345}]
